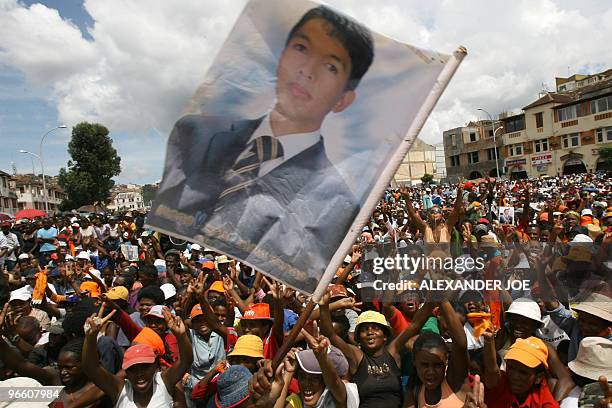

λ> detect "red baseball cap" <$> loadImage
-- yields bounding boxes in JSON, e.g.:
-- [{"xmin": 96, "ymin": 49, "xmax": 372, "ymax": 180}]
[{"xmin": 122, "ymin": 344, "xmax": 157, "ymax": 370}]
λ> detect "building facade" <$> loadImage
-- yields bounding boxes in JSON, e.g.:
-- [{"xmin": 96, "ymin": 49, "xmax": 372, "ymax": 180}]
[
  {"xmin": 501, "ymin": 71, "xmax": 612, "ymax": 178},
  {"xmin": 443, "ymin": 121, "xmax": 503, "ymax": 182},
  {"xmin": 0, "ymin": 171, "xmax": 18, "ymax": 215},
  {"xmin": 443, "ymin": 68, "xmax": 612, "ymax": 180},
  {"xmin": 14, "ymin": 174, "xmax": 65, "ymax": 213},
  {"xmin": 434, "ymin": 143, "xmax": 447, "ymax": 182},
  {"xmin": 393, "ymin": 138, "xmax": 437, "ymax": 185},
  {"xmin": 108, "ymin": 184, "xmax": 144, "ymax": 211}
]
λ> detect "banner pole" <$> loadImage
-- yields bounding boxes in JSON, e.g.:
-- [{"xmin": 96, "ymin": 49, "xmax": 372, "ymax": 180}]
[{"xmin": 271, "ymin": 46, "xmax": 467, "ymax": 371}]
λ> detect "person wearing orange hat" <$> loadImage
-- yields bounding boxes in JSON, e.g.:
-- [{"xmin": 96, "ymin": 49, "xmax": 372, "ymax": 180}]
[
  {"xmin": 182, "ymin": 303, "xmax": 228, "ymax": 398},
  {"xmin": 82, "ymin": 307, "xmax": 193, "ymax": 407},
  {"xmin": 191, "ymin": 335, "xmax": 264, "ymax": 402},
  {"xmin": 483, "ymin": 335, "xmax": 558, "ymax": 408},
  {"xmin": 239, "ymin": 301, "xmax": 283, "ymax": 360}
]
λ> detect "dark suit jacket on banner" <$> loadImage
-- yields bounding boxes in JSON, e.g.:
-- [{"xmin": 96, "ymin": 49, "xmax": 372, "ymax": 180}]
[{"xmin": 148, "ymin": 114, "xmax": 360, "ymax": 293}]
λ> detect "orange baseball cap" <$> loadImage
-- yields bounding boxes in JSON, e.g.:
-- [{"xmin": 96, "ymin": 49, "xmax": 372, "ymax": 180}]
[
  {"xmin": 79, "ymin": 281, "xmax": 100, "ymax": 298},
  {"xmin": 201, "ymin": 260, "xmax": 215, "ymax": 270},
  {"xmin": 122, "ymin": 344, "xmax": 156, "ymax": 370},
  {"xmin": 209, "ymin": 281, "xmax": 225, "ymax": 293},
  {"xmin": 539, "ymin": 213, "xmax": 549, "ymax": 222},
  {"xmin": 190, "ymin": 304, "xmax": 204, "ymax": 319},
  {"xmin": 241, "ymin": 303, "xmax": 273, "ymax": 321},
  {"xmin": 504, "ymin": 337, "xmax": 548, "ymax": 369}
]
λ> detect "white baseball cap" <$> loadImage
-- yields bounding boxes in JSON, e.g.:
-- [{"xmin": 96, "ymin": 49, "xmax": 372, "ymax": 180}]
[
  {"xmin": 581, "ymin": 209, "xmax": 593, "ymax": 216},
  {"xmin": 84, "ymin": 268, "xmax": 102, "ymax": 281},
  {"xmin": 9, "ymin": 287, "xmax": 32, "ymax": 302},
  {"xmin": 160, "ymin": 283, "xmax": 177, "ymax": 300},
  {"xmin": 18, "ymin": 253, "xmax": 30, "ymax": 260},
  {"xmin": 76, "ymin": 251, "xmax": 90, "ymax": 260},
  {"xmin": 191, "ymin": 244, "xmax": 202, "ymax": 251},
  {"xmin": 571, "ymin": 234, "xmax": 593, "ymax": 243}
]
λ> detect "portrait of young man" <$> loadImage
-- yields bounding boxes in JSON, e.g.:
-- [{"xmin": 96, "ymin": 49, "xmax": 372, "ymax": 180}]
[{"xmin": 149, "ymin": 5, "xmax": 375, "ymax": 291}]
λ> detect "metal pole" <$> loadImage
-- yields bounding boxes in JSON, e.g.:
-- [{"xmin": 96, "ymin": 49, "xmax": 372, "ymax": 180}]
[
  {"xmin": 39, "ymin": 125, "xmax": 67, "ymax": 214},
  {"xmin": 477, "ymin": 108, "xmax": 501, "ymax": 180}
]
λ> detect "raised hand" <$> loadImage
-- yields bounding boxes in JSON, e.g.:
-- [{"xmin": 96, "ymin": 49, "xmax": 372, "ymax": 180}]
[
  {"xmin": 351, "ymin": 246, "xmax": 362, "ymax": 263},
  {"xmin": 331, "ymin": 297, "xmax": 362, "ymax": 313},
  {"xmin": 464, "ymin": 374, "xmax": 487, "ymax": 408},
  {"xmin": 317, "ymin": 289, "xmax": 331, "ymax": 306},
  {"xmin": 84, "ymin": 305, "xmax": 116, "ymax": 337},
  {"xmin": 301, "ymin": 322, "xmax": 330, "ymax": 357},
  {"xmin": 597, "ymin": 376, "xmax": 612, "ymax": 408},
  {"xmin": 163, "ymin": 307, "xmax": 187, "ymax": 336},
  {"xmin": 222, "ymin": 275, "xmax": 234, "ymax": 292}
]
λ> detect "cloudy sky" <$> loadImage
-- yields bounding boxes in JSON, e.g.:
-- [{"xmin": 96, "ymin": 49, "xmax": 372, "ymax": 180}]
[{"xmin": 1, "ymin": 0, "xmax": 611, "ymax": 184}]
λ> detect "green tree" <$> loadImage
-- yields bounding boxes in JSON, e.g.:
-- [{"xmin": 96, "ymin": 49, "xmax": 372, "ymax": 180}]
[
  {"xmin": 599, "ymin": 146, "xmax": 612, "ymax": 171},
  {"xmin": 421, "ymin": 173, "xmax": 434, "ymax": 185},
  {"xmin": 141, "ymin": 184, "xmax": 159, "ymax": 207},
  {"xmin": 58, "ymin": 122, "xmax": 121, "ymax": 210}
]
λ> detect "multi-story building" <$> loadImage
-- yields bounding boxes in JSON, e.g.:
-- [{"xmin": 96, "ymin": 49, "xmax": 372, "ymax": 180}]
[
  {"xmin": 442, "ymin": 68, "xmax": 612, "ymax": 180},
  {"xmin": 14, "ymin": 174, "xmax": 65, "ymax": 213},
  {"xmin": 0, "ymin": 170, "xmax": 18, "ymax": 215},
  {"xmin": 108, "ymin": 184, "xmax": 144, "ymax": 211},
  {"xmin": 393, "ymin": 138, "xmax": 437, "ymax": 185},
  {"xmin": 500, "ymin": 70, "xmax": 612, "ymax": 178},
  {"xmin": 443, "ymin": 121, "xmax": 503, "ymax": 182}
]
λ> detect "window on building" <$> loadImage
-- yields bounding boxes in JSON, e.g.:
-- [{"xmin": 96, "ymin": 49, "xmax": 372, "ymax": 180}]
[
  {"xmin": 534, "ymin": 139, "xmax": 549, "ymax": 153},
  {"xmin": 535, "ymin": 112, "xmax": 543, "ymax": 128},
  {"xmin": 556, "ymin": 105, "xmax": 579, "ymax": 122},
  {"xmin": 468, "ymin": 151, "xmax": 479, "ymax": 164},
  {"xmin": 590, "ymin": 96, "xmax": 612, "ymax": 114},
  {"xmin": 509, "ymin": 143, "xmax": 523, "ymax": 157},
  {"xmin": 487, "ymin": 148, "xmax": 499, "ymax": 161},
  {"xmin": 504, "ymin": 116, "xmax": 525, "ymax": 133},
  {"xmin": 488, "ymin": 129, "xmax": 494, "ymax": 138},
  {"xmin": 450, "ymin": 155, "xmax": 460, "ymax": 167},
  {"xmin": 596, "ymin": 127, "xmax": 612, "ymax": 143},
  {"xmin": 562, "ymin": 133, "xmax": 580, "ymax": 148},
  {"xmin": 469, "ymin": 132, "xmax": 477, "ymax": 143}
]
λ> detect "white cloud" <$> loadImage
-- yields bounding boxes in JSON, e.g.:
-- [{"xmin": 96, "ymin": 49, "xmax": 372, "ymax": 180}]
[{"xmin": 0, "ymin": 0, "xmax": 611, "ymax": 180}]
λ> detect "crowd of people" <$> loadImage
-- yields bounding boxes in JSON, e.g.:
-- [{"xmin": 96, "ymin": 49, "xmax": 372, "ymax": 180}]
[{"xmin": 0, "ymin": 172, "xmax": 610, "ymax": 408}]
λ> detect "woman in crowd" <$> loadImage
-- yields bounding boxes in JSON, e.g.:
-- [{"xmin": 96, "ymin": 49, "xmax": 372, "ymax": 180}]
[{"xmin": 82, "ymin": 306, "xmax": 193, "ymax": 407}]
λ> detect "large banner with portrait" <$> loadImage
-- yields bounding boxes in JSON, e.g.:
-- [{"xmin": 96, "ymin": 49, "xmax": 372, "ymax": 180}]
[{"xmin": 147, "ymin": 0, "xmax": 463, "ymax": 294}]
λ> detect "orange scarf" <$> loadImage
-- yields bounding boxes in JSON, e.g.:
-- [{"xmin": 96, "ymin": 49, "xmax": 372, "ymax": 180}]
[
  {"xmin": 32, "ymin": 268, "xmax": 48, "ymax": 304},
  {"xmin": 466, "ymin": 312, "xmax": 494, "ymax": 338}
]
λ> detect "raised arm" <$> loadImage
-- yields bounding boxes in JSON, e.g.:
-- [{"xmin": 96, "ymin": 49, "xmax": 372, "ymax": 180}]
[
  {"xmin": 447, "ymin": 184, "xmax": 464, "ymax": 230},
  {"xmin": 402, "ymin": 187, "xmax": 427, "ymax": 234},
  {"xmin": 303, "ymin": 327, "xmax": 347, "ymax": 407},
  {"xmin": 161, "ymin": 309, "xmax": 194, "ymax": 390},
  {"xmin": 388, "ymin": 301, "xmax": 434, "ymax": 357},
  {"xmin": 439, "ymin": 299, "xmax": 469, "ymax": 390},
  {"xmin": 482, "ymin": 332, "xmax": 501, "ymax": 390},
  {"xmin": 82, "ymin": 308, "xmax": 123, "ymax": 405},
  {"xmin": 317, "ymin": 291, "xmax": 361, "ymax": 374}
]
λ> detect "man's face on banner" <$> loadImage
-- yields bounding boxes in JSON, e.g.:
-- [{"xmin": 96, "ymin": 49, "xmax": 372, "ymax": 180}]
[{"xmin": 275, "ymin": 18, "xmax": 356, "ymax": 128}]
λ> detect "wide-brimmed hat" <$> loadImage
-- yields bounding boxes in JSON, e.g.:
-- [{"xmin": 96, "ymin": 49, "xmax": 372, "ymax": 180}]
[
  {"xmin": 505, "ymin": 298, "xmax": 544, "ymax": 327},
  {"xmin": 228, "ymin": 334, "xmax": 263, "ymax": 359},
  {"xmin": 241, "ymin": 303, "xmax": 273, "ymax": 321},
  {"xmin": 479, "ymin": 235, "xmax": 500, "ymax": 248},
  {"xmin": 504, "ymin": 337, "xmax": 548, "ymax": 369},
  {"xmin": 355, "ymin": 310, "xmax": 391, "ymax": 337},
  {"xmin": 568, "ymin": 337, "xmax": 612, "ymax": 380},
  {"xmin": 561, "ymin": 246, "xmax": 593, "ymax": 263},
  {"xmin": 215, "ymin": 365, "xmax": 251, "ymax": 408},
  {"xmin": 572, "ymin": 293, "xmax": 612, "ymax": 323}
]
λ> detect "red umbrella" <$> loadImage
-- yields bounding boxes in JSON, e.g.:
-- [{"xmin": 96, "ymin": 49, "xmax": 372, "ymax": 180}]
[{"xmin": 14, "ymin": 209, "xmax": 48, "ymax": 220}]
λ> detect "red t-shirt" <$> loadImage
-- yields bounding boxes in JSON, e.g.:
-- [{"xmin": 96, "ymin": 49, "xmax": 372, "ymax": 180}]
[
  {"xmin": 485, "ymin": 371, "xmax": 559, "ymax": 408},
  {"xmin": 263, "ymin": 332, "xmax": 279, "ymax": 360}
]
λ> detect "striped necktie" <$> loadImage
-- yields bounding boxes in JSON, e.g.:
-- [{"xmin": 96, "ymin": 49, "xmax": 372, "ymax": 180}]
[{"xmin": 217, "ymin": 135, "xmax": 284, "ymax": 202}]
